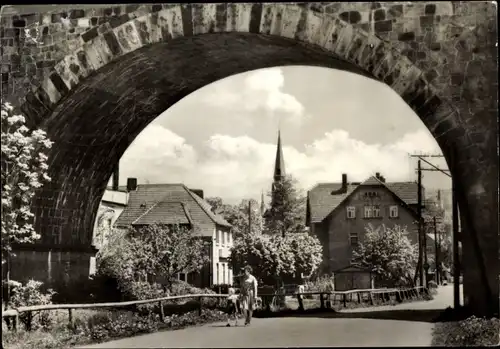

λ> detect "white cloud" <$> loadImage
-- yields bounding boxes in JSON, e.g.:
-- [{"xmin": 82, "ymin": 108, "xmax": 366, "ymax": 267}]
[
  {"xmin": 116, "ymin": 126, "xmax": 442, "ymax": 204},
  {"xmin": 201, "ymin": 68, "xmax": 306, "ymax": 126}
]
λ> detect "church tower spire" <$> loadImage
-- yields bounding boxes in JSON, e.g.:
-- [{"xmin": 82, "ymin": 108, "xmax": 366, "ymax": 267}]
[{"xmin": 273, "ymin": 130, "xmax": 286, "ymax": 182}]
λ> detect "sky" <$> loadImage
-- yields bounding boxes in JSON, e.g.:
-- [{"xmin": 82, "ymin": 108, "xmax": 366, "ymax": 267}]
[{"xmin": 112, "ymin": 66, "xmax": 451, "ymax": 205}]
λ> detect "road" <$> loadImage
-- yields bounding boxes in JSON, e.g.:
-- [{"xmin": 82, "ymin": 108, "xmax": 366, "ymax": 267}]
[{"xmin": 80, "ymin": 285, "xmax": 461, "ymax": 348}]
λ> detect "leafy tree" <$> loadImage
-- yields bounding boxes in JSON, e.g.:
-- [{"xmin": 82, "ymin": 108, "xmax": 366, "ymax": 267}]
[
  {"xmin": 1, "ymin": 102, "xmax": 53, "ymax": 264},
  {"xmin": 352, "ymin": 224, "xmax": 418, "ymax": 287},
  {"xmin": 97, "ymin": 224, "xmax": 210, "ymax": 292},
  {"xmin": 229, "ymin": 232, "xmax": 322, "ymax": 286},
  {"xmin": 206, "ymin": 197, "xmax": 264, "ymax": 238},
  {"xmin": 264, "ymin": 175, "xmax": 306, "ymax": 237},
  {"xmin": 93, "ymin": 206, "xmax": 116, "ymax": 249},
  {"xmin": 229, "ymin": 233, "xmax": 283, "ymax": 286},
  {"xmin": 285, "ymin": 233, "xmax": 323, "ymax": 282}
]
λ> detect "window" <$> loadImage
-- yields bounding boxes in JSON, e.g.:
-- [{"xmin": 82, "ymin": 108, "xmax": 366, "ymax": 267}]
[
  {"xmin": 222, "ymin": 264, "xmax": 226, "ymax": 284},
  {"xmin": 223, "ymin": 231, "xmax": 227, "ymax": 246},
  {"xmin": 179, "ymin": 273, "xmax": 186, "ymax": 282},
  {"xmin": 389, "ymin": 205, "xmax": 399, "ymax": 218},
  {"xmin": 218, "ymin": 230, "xmax": 222, "ymax": 244},
  {"xmin": 373, "ymin": 205, "xmax": 381, "ymax": 217},
  {"xmin": 346, "ymin": 206, "xmax": 356, "ymax": 219},
  {"xmin": 216, "ymin": 263, "xmax": 220, "ymax": 284},
  {"xmin": 228, "ymin": 232, "xmax": 232, "ymax": 245},
  {"xmin": 364, "ymin": 206, "xmax": 373, "ymax": 218},
  {"xmin": 350, "ymin": 232, "xmax": 359, "ymax": 246}
]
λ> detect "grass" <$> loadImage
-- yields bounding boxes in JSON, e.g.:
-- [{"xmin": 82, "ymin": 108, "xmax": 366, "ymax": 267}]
[{"xmin": 2, "ymin": 304, "xmax": 228, "ymax": 349}]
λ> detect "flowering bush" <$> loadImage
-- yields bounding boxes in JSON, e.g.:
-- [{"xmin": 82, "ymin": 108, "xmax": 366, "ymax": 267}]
[
  {"xmin": 1, "ymin": 102, "xmax": 53, "ymax": 264},
  {"xmin": 352, "ymin": 224, "xmax": 418, "ymax": 287},
  {"xmin": 432, "ymin": 315, "xmax": 500, "ymax": 346},
  {"xmin": 8, "ymin": 280, "xmax": 56, "ymax": 330}
]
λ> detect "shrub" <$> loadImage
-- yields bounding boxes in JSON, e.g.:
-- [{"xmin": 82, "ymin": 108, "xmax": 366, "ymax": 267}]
[
  {"xmin": 8, "ymin": 280, "xmax": 55, "ymax": 330},
  {"xmin": 432, "ymin": 315, "xmax": 500, "ymax": 346}
]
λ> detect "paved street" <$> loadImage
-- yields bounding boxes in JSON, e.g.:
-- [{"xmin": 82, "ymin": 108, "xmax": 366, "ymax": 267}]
[{"xmin": 80, "ymin": 285, "xmax": 461, "ymax": 348}]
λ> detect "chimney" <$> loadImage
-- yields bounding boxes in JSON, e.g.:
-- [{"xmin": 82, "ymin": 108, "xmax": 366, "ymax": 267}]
[
  {"xmin": 126, "ymin": 177, "xmax": 137, "ymax": 192},
  {"xmin": 331, "ymin": 173, "xmax": 348, "ymax": 195},
  {"xmin": 375, "ymin": 172, "xmax": 380, "ymax": 179},
  {"xmin": 190, "ymin": 189, "xmax": 204, "ymax": 199},
  {"xmin": 112, "ymin": 164, "xmax": 119, "ymax": 191}
]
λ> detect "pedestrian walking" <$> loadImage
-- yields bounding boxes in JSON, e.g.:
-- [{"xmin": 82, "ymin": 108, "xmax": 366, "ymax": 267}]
[{"xmin": 240, "ymin": 265, "xmax": 258, "ymax": 326}]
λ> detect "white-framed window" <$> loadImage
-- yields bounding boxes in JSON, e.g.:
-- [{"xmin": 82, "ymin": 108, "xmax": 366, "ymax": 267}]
[
  {"xmin": 349, "ymin": 232, "xmax": 359, "ymax": 246},
  {"xmin": 218, "ymin": 230, "xmax": 222, "ymax": 245},
  {"xmin": 389, "ymin": 205, "xmax": 399, "ymax": 218},
  {"xmin": 223, "ymin": 231, "xmax": 227, "ymax": 246},
  {"xmin": 364, "ymin": 206, "xmax": 373, "ymax": 218},
  {"xmin": 346, "ymin": 206, "xmax": 356, "ymax": 219},
  {"xmin": 373, "ymin": 205, "xmax": 381, "ymax": 217},
  {"xmin": 178, "ymin": 273, "xmax": 186, "ymax": 282},
  {"xmin": 222, "ymin": 263, "xmax": 226, "ymax": 284}
]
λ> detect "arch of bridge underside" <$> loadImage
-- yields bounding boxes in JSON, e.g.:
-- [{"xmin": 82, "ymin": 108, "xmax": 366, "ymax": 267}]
[{"xmin": 8, "ymin": 4, "xmax": 498, "ymax": 317}]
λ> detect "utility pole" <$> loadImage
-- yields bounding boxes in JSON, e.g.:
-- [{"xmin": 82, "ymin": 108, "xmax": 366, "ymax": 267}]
[
  {"xmin": 411, "ymin": 154, "xmax": 450, "ymax": 288},
  {"xmin": 434, "ymin": 216, "xmax": 439, "ymax": 285},
  {"xmin": 417, "ymin": 159, "xmax": 424, "ymax": 287},
  {"xmin": 248, "ymin": 200, "xmax": 252, "ymax": 235}
]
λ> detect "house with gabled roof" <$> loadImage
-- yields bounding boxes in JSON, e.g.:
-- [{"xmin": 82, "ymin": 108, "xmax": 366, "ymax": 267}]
[
  {"xmin": 306, "ymin": 172, "xmax": 434, "ymax": 282},
  {"xmin": 113, "ymin": 179, "xmax": 233, "ymax": 288}
]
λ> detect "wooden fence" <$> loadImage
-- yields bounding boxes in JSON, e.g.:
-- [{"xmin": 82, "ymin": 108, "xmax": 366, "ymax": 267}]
[{"xmin": 1, "ymin": 286, "xmax": 428, "ymax": 332}]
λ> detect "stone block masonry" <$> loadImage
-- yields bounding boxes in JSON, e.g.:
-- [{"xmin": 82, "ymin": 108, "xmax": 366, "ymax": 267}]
[{"xmin": 0, "ymin": 2, "xmax": 497, "ymax": 317}]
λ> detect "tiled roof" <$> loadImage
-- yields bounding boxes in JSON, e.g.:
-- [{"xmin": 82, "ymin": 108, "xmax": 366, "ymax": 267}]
[
  {"xmin": 307, "ymin": 183, "xmax": 357, "ymax": 223},
  {"xmin": 308, "ymin": 179, "xmax": 422, "ymax": 224},
  {"xmin": 132, "ymin": 202, "xmax": 192, "ymax": 226},
  {"xmin": 114, "ymin": 184, "xmax": 231, "ymax": 235}
]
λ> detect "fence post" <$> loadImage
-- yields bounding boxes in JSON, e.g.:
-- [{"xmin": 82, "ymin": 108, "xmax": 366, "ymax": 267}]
[
  {"xmin": 198, "ymin": 296, "xmax": 203, "ymax": 316},
  {"xmin": 369, "ymin": 292, "xmax": 374, "ymax": 305},
  {"xmin": 68, "ymin": 309, "xmax": 74, "ymax": 329},
  {"xmin": 357, "ymin": 292, "xmax": 361, "ymax": 304},
  {"xmin": 13, "ymin": 313, "xmax": 18, "ymax": 332},
  {"xmin": 159, "ymin": 301, "xmax": 165, "ymax": 322},
  {"xmin": 342, "ymin": 294, "xmax": 347, "ymax": 308},
  {"xmin": 319, "ymin": 293, "xmax": 325, "ymax": 309},
  {"xmin": 26, "ymin": 311, "xmax": 33, "ymax": 331}
]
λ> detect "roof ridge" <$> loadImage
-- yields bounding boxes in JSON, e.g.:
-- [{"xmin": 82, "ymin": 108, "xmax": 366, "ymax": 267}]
[
  {"xmin": 183, "ymin": 184, "xmax": 221, "ymax": 226},
  {"xmin": 132, "ymin": 201, "xmax": 160, "ymax": 225}
]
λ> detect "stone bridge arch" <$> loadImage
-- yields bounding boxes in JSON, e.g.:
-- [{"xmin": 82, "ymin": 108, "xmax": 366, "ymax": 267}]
[{"xmin": 1, "ymin": 3, "xmax": 497, "ymax": 316}]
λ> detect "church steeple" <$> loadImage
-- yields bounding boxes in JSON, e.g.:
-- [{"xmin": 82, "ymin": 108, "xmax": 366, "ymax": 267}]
[{"xmin": 273, "ymin": 130, "xmax": 286, "ymax": 182}]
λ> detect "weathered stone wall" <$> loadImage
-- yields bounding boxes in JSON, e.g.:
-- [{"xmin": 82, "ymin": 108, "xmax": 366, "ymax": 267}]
[{"xmin": 0, "ymin": 2, "xmax": 497, "ymax": 316}]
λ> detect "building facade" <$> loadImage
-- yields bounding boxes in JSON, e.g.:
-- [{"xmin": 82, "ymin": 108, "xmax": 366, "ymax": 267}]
[
  {"xmin": 306, "ymin": 173, "xmax": 434, "ymax": 277},
  {"xmin": 114, "ymin": 181, "xmax": 233, "ymax": 288}
]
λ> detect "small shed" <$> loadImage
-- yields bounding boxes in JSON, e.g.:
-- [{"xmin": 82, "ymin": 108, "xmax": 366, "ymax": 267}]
[{"xmin": 333, "ymin": 265, "xmax": 374, "ymax": 291}]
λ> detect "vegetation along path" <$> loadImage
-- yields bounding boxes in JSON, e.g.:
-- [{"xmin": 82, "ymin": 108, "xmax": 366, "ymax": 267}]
[{"xmin": 79, "ymin": 285, "xmax": 460, "ymax": 348}]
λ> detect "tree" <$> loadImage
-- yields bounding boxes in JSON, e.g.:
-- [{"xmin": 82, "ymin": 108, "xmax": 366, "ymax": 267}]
[
  {"xmin": 93, "ymin": 206, "xmax": 116, "ymax": 249},
  {"xmin": 264, "ymin": 175, "xmax": 306, "ymax": 237},
  {"xmin": 352, "ymin": 224, "xmax": 418, "ymax": 287},
  {"xmin": 229, "ymin": 232, "xmax": 322, "ymax": 286},
  {"xmin": 229, "ymin": 233, "xmax": 282, "ymax": 286},
  {"xmin": 285, "ymin": 233, "xmax": 323, "ymax": 282},
  {"xmin": 97, "ymin": 224, "xmax": 210, "ymax": 292},
  {"xmin": 1, "ymin": 102, "xmax": 53, "ymax": 265},
  {"xmin": 206, "ymin": 197, "xmax": 264, "ymax": 238}
]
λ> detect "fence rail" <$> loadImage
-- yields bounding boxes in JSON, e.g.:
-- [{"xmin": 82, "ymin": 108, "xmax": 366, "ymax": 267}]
[{"xmin": 1, "ymin": 286, "xmax": 429, "ymax": 332}]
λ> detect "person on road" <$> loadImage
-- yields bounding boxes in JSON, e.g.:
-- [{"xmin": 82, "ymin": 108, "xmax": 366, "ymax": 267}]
[
  {"xmin": 240, "ymin": 265, "xmax": 258, "ymax": 326},
  {"xmin": 225, "ymin": 287, "xmax": 241, "ymax": 327}
]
